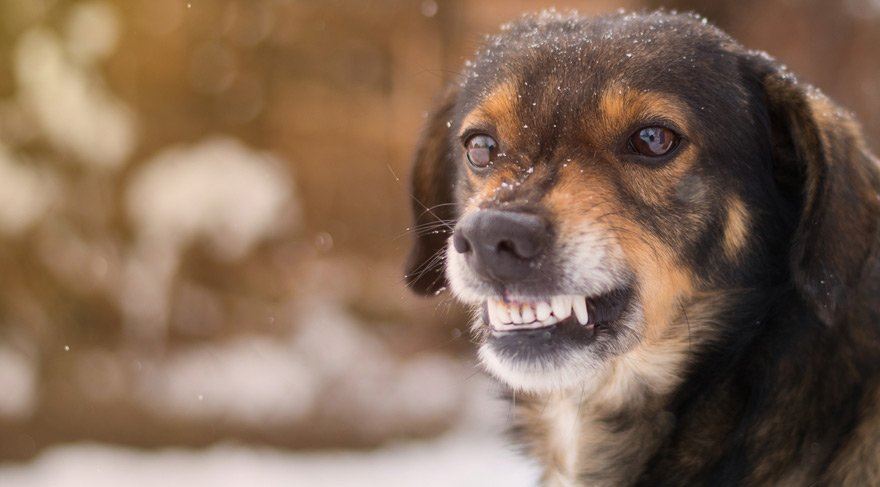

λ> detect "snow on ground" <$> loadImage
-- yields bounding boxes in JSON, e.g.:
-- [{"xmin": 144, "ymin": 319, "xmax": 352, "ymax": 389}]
[
  {"xmin": 0, "ymin": 432, "xmax": 539, "ymax": 487},
  {"xmin": 0, "ymin": 346, "xmax": 540, "ymax": 486}
]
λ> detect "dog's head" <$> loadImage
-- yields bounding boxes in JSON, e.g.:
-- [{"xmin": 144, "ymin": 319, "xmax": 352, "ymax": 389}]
[{"xmin": 405, "ymin": 11, "xmax": 879, "ymax": 392}]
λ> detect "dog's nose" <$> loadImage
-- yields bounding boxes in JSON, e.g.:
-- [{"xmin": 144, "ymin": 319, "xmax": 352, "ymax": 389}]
[{"xmin": 452, "ymin": 210, "xmax": 550, "ymax": 282}]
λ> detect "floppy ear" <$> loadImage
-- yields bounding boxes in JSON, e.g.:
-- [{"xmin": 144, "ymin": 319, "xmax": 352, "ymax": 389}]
[
  {"xmin": 404, "ymin": 87, "xmax": 460, "ymax": 295},
  {"xmin": 747, "ymin": 53, "xmax": 880, "ymax": 325}
]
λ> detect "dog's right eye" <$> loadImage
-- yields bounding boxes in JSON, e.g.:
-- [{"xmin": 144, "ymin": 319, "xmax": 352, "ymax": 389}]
[{"xmin": 465, "ymin": 134, "xmax": 498, "ymax": 169}]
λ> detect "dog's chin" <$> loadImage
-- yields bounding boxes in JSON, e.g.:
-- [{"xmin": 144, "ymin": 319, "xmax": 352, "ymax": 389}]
[{"xmin": 478, "ymin": 344, "xmax": 604, "ymax": 393}]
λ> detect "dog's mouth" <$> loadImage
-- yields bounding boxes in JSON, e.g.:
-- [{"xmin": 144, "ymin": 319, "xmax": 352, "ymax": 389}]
[
  {"xmin": 477, "ymin": 285, "xmax": 635, "ymax": 369},
  {"xmin": 480, "ymin": 286, "xmax": 633, "ymax": 334}
]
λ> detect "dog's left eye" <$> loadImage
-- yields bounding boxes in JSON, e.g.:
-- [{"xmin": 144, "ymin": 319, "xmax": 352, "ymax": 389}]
[
  {"xmin": 629, "ymin": 126, "xmax": 679, "ymax": 157},
  {"xmin": 465, "ymin": 134, "xmax": 498, "ymax": 169}
]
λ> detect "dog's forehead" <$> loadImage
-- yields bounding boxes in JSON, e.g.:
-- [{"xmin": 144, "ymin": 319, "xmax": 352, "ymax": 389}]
[{"xmin": 458, "ymin": 11, "xmax": 742, "ymax": 119}]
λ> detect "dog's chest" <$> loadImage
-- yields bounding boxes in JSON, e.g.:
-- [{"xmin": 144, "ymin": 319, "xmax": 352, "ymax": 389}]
[
  {"xmin": 520, "ymin": 391, "xmax": 674, "ymax": 486},
  {"xmin": 537, "ymin": 395, "xmax": 582, "ymax": 486}
]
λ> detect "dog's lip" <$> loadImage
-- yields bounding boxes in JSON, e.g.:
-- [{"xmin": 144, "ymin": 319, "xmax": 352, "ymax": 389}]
[{"xmin": 480, "ymin": 286, "xmax": 633, "ymax": 334}]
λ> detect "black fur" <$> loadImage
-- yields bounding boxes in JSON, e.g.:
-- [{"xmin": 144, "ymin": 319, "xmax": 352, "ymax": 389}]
[{"xmin": 406, "ymin": 10, "xmax": 880, "ymax": 484}]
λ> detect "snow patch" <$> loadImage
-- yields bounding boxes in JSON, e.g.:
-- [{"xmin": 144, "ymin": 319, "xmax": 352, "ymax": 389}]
[
  {"xmin": 292, "ymin": 298, "xmax": 467, "ymax": 435},
  {"xmin": 0, "ymin": 144, "xmax": 58, "ymax": 236},
  {"xmin": 65, "ymin": 1, "xmax": 120, "ymax": 65},
  {"xmin": 14, "ymin": 27, "xmax": 136, "ymax": 169},
  {"xmin": 0, "ymin": 432, "xmax": 538, "ymax": 487},
  {"xmin": 0, "ymin": 345, "xmax": 37, "ymax": 419},
  {"xmin": 137, "ymin": 337, "xmax": 318, "ymax": 426},
  {"xmin": 126, "ymin": 136, "xmax": 295, "ymax": 261},
  {"xmin": 121, "ymin": 137, "xmax": 296, "ymax": 339}
]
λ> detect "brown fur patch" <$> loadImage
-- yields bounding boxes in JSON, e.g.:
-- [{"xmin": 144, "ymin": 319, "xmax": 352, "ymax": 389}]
[
  {"xmin": 596, "ymin": 83, "xmax": 692, "ymax": 140},
  {"xmin": 459, "ymin": 80, "xmax": 520, "ymax": 140},
  {"xmin": 723, "ymin": 196, "xmax": 750, "ymax": 259},
  {"xmin": 544, "ymin": 161, "xmax": 698, "ymax": 343},
  {"xmin": 542, "ymin": 162, "xmax": 615, "ymax": 220},
  {"xmin": 608, "ymin": 219, "xmax": 697, "ymax": 342}
]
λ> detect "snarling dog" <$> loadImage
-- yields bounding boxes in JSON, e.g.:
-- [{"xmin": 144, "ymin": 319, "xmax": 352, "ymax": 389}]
[{"xmin": 404, "ymin": 9, "xmax": 880, "ymax": 486}]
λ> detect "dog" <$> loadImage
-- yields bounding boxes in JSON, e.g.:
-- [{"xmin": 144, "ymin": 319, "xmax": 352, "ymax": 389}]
[{"xmin": 404, "ymin": 9, "xmax": 880, "ymax": 486}]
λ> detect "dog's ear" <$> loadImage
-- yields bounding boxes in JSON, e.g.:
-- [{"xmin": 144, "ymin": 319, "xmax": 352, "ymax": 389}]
[
  {"xmin": 404, "ymin": 87, "xmax": 460, "ymax": 295},
  {"xmin": 745, "ymin": 53, "xmax": 880, "ymax": 325}
]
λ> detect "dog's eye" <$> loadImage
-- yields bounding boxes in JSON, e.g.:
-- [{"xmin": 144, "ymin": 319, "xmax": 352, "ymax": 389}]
[
  {"xmin": 465, "ymin": 134, "xmax": 497, "ymax": 169},
  {"xmin": 629, "ymin": 126, "xmax": 679, "ymax": 157}
]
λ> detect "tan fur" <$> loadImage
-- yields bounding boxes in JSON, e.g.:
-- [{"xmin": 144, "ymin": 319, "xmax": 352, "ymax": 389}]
[
  {"xmin": 723, "ymin": 196, "xmax": 750, "ymax": 260},
  {"xmin": 542, "ymin": 162, "xmax": 616, "ymax": 223},
  {"xmin": 544, "ymin": 160, "xmax": 699, "ymax": 346},
  {"xmin": 468, "ymin": 164, "xmax": 526, "ymax": 202},
  {"xmin": 608, "ymin": 213, "xmax": 698, "ymax": 342},
  {"xmin": 596, "ymin": 84, "xmax": 691, "ymax": 135},
  {"xmin": 459, "ymin": 80, "xmax": 520, "ymax": 141}
]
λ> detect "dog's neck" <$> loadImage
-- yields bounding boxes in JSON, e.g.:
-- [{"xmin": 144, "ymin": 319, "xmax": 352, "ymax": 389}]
[
  {"xmin": 508, "ymin": 282, "xmax": 868, "ymax": 486},
  {"xmin": 513, "ymin": 345, "xmax": 686, "ymax": 486},
  {"xmin": 510, "ymin": 292, "xmax": 739, "ymax": 486}
]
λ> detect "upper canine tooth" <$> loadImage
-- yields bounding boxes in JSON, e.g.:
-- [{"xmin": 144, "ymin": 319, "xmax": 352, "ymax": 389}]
[
  {"xmin": 494, "ymin": 300, "xmax": 511, "ymax": 323},
  {"xmin": 509, "ymin": 303, "xmax": 523, "ymax": 323},
  {"xmin": 521, "ymin": 304, "xmax": 536, "ymax": 323},
  {"xmin": 536, "ymin": 302, "xmax": 552, "ymax": 321},
  {"xmin": 572, "ymin": 295, "xmax": 589, "ymax": 325},
  {"xmin": 487, "ymin": 301, "xmax": 500, "ymax": 327},
  {"xmin": 551, "ymin": 296, "xmax": 572, "ymax": 319}
]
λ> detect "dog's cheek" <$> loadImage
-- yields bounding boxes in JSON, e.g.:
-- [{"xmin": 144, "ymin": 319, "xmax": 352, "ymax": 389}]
[
  {"xmin": 444, "ymin": 240, "xmax": 485, "ymax": 305},
  {"xmin": 606, "ymin": 214, "xmax": 697, "ymax": 341}
]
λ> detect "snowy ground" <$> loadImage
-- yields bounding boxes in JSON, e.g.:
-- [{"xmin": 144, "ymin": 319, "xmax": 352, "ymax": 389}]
[{"xmin": 0, "ymin": 432, "xmax": 538, "ymax": 487}]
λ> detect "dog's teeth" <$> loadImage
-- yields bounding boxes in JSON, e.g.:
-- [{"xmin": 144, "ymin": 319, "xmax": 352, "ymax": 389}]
[
  {"xmin": 536, "ymin": 302, "xmax": 552, "ymax": 321},
  {"xmin": 486, "ymin": 295, "xmax": 591, "ymax": 330},
  {"xmin": 572, "ymin": 295, "xmax": 589, "ymax": 325},
  {"xmin": 521, "ymin": 304, "xmax": 536, "ymax": 323},
  {"xmin": 509, "ymin": 304, "xmax": 523, "ymax": 323},
  {"xmin": 551, "ymin": 295, "xmax": 571, "ymax": 320},
  {"xmin": 486, "ymin": 301, "xmax": 499, "ymax": 327},
  {"xmin": 494, "ymin": 300, "xmax": 511, "ymax": 323}
]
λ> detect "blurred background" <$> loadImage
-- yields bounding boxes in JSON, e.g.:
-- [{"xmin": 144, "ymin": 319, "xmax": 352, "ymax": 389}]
[{"xmin": 0, "ymin": 0, "xmax": 876, "ymax": 485}]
